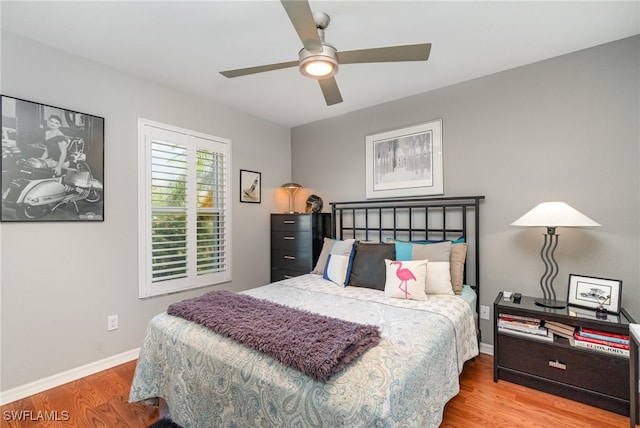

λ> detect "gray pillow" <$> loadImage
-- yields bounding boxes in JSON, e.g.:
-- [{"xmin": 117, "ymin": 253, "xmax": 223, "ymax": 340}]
[
  {"xmin": 408, "ymin": 241, "xmax": 451, "ymax": 262},
  {"xmin": 349, "ymin": 242, "xmax": 396, "ymax": 290}
]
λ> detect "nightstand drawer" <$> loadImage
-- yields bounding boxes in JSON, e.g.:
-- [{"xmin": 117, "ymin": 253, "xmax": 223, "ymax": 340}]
[
  {"xmin": 271, "ymin": 249, "xmax": 313, "ymax": 271},
  {"xmin": 271, "ymin": 231, "xmax": 312, "ymax": 251},
  {"xmin": 271, "ymin": 214, "xmax": 311, "ymax": 232},
  {"xmin": 498, "ymin": 334, "xmax": 629, "ymax": 399}
]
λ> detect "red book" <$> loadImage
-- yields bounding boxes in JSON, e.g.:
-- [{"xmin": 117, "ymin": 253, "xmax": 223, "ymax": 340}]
[
  {"xmin": 579, "ymin": 328, "xmax": 629, "ymax": 341},
  {"xmin": 574, "ymin": 332, "xmax": 630, "ymax": 350},
  {"xmin": 499, "ymin": 314, "xmax": 540, "ymax": 323}
]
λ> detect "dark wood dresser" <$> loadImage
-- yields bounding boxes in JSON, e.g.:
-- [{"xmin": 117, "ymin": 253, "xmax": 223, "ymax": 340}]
[{"xmin": 270, "ymin": 213, "xmax": 331, "ymax": 282}]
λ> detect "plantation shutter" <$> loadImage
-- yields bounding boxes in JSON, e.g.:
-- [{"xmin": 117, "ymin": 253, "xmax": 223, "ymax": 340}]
[
  {"xmin": 195, "ymin": 148, "xmax": 227, "ymax": 275},
  {"xmin": 150, "ymin": 141, "xmax": 188, "ymax": 282},
  {"xmin": 138, "ymin": 119, "xmax": 231, "ymax": 298}
]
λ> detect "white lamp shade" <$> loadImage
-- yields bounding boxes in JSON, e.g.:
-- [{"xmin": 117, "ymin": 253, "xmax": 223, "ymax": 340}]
[{"xmin": 511, "ymin": 201, "xmax": 601, "ymax": 228}]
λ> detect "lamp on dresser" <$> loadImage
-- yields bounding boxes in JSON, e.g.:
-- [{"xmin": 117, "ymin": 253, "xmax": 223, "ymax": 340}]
[
  {"xmin": 511, "ymin": 201, "xmax": 600, "ymax": 308},
  {"xmin": 281, "ymin": 182, "xmax": 303, "ymax": 213}
]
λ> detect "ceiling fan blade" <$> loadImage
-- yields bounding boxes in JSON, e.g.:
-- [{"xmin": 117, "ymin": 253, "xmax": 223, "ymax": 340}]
[
  {"xmin": 318, "ymin": 77, "xmax": 343, "ymax": 105},
  {"xmin": 339, "ymin": 43, "xmax": 431, "ymax": 64},
  {"xmin": 220, "ymin": 60, "xmax": 298, "ymax": 78},
  {"xmin": 280, "ymin": 0, "xmax": 321, "ymax": 51}
]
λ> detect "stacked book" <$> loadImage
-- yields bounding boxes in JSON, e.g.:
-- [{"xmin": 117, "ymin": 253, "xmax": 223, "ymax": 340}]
[
  {"xmin": 572, "ymin": 327, "xmax": 630, "ymax": 357},
  {"xmin": 498, "ymin": 313, "xmax": 553, "ymax": 342},
  {"xmin": 544, "ymin": 320, "xmax": 576, "ymax": 340}
]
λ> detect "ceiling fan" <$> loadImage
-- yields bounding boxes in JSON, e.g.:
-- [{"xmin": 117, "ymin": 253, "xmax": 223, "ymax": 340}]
[{"xmin": 219, "ymin": 0, "xmax": 431, "ymax": 106}]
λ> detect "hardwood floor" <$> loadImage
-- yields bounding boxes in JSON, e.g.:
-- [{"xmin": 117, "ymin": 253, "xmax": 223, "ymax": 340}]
[
  {"xmin": 0, "ymin": 353, "xmax": 632, "ymax": 427},
  {"xmin": 0, "ymin": 361, "xmax": 157, "ymax": 427}
]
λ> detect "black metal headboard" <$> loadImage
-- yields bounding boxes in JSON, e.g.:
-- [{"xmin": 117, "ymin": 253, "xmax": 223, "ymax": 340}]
[{"xmin": 330, "ymin": 196, "xmax": 484, "ymax": 312}]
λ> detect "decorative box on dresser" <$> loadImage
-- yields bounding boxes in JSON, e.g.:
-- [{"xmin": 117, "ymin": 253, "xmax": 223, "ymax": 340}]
[
  {"xmin": 271, "ymin": 213, "xmax": 331, "ymax": 282},
  {"xmin": 494, "ymin": 292, "xmax": 637, "ymax": 416}
]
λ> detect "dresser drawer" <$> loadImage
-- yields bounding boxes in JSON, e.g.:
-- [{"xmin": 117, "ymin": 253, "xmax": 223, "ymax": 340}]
[
  {"xmin": 271, "ymin": 214, "xmax": 311, "ymax": 232},
  {"xmin": 271, "ymin": 267, "xmax": 307, "ymax": 282},
  {"xmin": 271, "ymin": 249, "xmax": 313, "ymax": 272},
  {"xmin": 498, "ymin": 333, "xmax": 628, "ymax": 399},
  {"xmin": 271, "ymin": 231, "xmax": 312, "ymax": 251}
]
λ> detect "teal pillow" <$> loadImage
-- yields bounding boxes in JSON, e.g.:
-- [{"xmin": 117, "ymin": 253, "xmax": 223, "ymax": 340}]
[
  {"xmin": 394, "ymin": 237, "xmax": 464, "ymax": 260},
  {"xmin": 394, "ymin": 241, "xmax": 414, "ymax": 261}
]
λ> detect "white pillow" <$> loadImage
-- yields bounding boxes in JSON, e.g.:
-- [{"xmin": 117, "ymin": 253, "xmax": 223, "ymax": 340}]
[
  {"xmin": 323, "ymin": 254, "xmax": 352, "ymax": 286},
  {"xmin": 426, "ymin": 261, "xmax": 454, "ymax": 295},
  {"xmin": 384, "ymin": 259, "xmax": 428, "ymax": 301},
  {"xmin": 312, "ymin": 238, "xmax": 356, "ymax": 274}
]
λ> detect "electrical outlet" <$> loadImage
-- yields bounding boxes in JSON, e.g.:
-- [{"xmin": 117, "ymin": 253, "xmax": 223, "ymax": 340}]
[
  {"xmin": 480, "ymin": 305, "xmax": 490, "ymax": 320},
  {"xmin": 107, "ymin": 314, "xmax": 118, "ymax": 331}
]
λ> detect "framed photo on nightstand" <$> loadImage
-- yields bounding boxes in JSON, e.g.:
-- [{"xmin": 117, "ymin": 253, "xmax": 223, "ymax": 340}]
[{"xmin": 567, "ymin": 274, "xmax": 622, "ymax": 314}]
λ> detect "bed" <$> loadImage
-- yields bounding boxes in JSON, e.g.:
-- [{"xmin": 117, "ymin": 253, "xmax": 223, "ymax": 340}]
[{"xmin": 129, "ymin": 196, "xmax": 484, "ymax": 427}]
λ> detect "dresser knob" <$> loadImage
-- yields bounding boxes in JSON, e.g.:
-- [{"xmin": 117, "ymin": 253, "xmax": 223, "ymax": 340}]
[
  {"xmin": 283, "ymin": 255, "xmax": 296, "ymax": 260},
  {"xmin": 283, "ymin": 236, "xmax": 296, "ymax": 240}
]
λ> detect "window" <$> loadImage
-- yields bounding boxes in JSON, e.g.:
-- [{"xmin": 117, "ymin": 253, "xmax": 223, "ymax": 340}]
[{"xmin": 138, "ymin": 119, "xmax": 231, "ymax": 298}]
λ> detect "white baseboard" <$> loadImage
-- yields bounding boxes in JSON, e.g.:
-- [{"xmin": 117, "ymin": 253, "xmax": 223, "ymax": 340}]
[
  {"xmin": 0, "ymin": 348, "xmax": 140, "ymax": 406},
  {"xmin": 479, "ymin": 342, "xmax": 494, "ymax": 356}
]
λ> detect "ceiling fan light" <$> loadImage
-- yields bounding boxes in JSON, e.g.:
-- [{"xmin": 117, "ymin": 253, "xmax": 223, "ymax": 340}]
[
  {"xmin": 302, "ymin": 60, "xmax": 335, "ymax": 77},
  {"xmin": 298, "ymin": 44, "xmax": 338, "ymax": 79}
]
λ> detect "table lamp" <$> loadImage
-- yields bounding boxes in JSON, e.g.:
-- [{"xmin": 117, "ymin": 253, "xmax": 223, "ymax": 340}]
[
  {"xmin": 511, "ymin": 201, "xmax": 600, "ymax": 308},
  {"xmin": 281, "ymin": 182, "xmax": 302, "ymax": 213}
]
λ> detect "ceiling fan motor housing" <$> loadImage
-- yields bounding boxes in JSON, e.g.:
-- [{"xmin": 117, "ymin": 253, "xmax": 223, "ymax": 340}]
[{"xmin": 298, "ymin": 43, "xmax": 339, "ymax": 79}]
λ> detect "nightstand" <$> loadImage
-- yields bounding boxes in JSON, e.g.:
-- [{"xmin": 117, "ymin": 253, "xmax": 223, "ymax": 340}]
[
  {"xmin": 494, "ymin": 292, "xmax": 637, "ymax": 416},
  {"xmin": 270, "ymin": 213, "xmax": 331, "ymax": 282},
  {"xmin": 631, "ymin": 323, "xmax": 639, "ymax": 427}
]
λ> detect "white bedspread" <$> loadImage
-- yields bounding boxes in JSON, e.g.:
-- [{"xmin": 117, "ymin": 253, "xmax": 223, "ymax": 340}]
[{"xmin": 129, "ymin": 274, "xmax": 479, "ymax": 427}]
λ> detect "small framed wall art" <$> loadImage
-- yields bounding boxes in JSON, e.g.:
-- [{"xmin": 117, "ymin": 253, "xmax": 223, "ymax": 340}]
[
  {"xmin": 240, "ymin": 169, "xmax": 261, "ymax": 203},
  {"xmin": 567, "ymin": 274, "xmax": 622, "ymax": 314},
  {"xmin": 1, "ymin": 95, "xmax": 104, "ymax": 222}
]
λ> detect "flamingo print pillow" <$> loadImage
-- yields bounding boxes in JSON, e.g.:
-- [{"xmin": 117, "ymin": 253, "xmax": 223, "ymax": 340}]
[{"xmin": 383, "ymin": 259, "xmax": 428, "ymax": 301}]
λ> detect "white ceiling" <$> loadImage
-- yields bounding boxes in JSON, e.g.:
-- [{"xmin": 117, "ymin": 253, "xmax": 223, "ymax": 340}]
[{"xmin": 1, "ymin": 1, "xmax": 638, "ymax": 128}]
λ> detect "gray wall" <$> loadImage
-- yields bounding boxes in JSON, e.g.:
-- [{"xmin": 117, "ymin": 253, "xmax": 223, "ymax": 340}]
[
  {"xmin": 291, "ymin": 36, "xmax": 640, "ymax": 343},
  {"xmin": 0, "ymin": 33, "xmax": 291, "ymax": 391}
]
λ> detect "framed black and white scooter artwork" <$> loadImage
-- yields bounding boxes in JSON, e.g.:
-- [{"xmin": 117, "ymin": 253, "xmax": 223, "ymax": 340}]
[{"xmin": 1, "ymin": 95, "xmax": 104, "ymax": 222}]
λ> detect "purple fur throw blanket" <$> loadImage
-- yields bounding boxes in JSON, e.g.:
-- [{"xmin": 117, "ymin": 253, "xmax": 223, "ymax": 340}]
[{"xmin": 167, "ymin": 290, "xmax": 381, "ymax": 382}]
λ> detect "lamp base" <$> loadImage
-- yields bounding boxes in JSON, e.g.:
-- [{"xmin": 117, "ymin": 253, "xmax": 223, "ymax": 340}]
[
  {"xmin": 534, "ymin": 298, "xmax": 566, "ymax": 309},
  {"xmin": 595, "ymin": 306, "xmax": 608, "ymax": 319}
]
